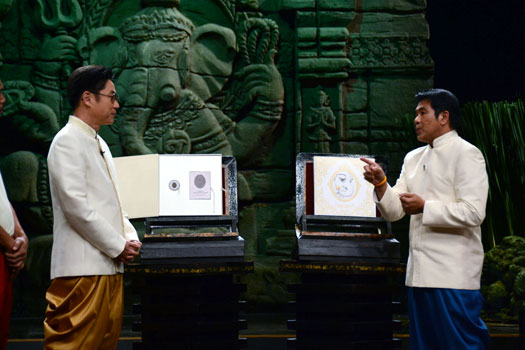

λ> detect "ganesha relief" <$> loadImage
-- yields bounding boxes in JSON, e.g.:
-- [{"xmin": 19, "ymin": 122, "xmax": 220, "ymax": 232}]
[{"xmin": 80, "ymin": 3, "xmax": 284, "ymax": 168}]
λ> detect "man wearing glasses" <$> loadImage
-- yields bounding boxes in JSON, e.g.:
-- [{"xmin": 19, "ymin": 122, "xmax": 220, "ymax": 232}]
[{"xmin": 44, "ymin": 65, "xmax": 141, "ymax": 349}]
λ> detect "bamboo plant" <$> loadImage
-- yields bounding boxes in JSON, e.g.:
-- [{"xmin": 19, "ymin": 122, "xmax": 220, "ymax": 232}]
[{"xmin": 461, "ymin": 100, "xmax": 524, "ymax": 249}]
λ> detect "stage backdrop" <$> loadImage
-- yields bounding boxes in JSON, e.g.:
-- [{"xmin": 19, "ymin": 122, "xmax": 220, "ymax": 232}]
[{"xmin": 0, "ymin": 0, "xmax": 432, "ymax": 320}]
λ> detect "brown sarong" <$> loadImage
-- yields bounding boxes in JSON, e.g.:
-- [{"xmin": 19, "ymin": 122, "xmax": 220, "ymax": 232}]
[{"xmin": 44, "ymin": 274, "xmax": 123, "ymax": 350}]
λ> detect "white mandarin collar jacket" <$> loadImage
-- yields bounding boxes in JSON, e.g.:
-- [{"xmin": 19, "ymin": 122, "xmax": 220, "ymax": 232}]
[
  {"xmin": 377, "ymin": 130, "xmax": 488, "ymax": 290},
  {"xmin": 48, "ymin": 116, "xmax": 138, "ymax": 279}
]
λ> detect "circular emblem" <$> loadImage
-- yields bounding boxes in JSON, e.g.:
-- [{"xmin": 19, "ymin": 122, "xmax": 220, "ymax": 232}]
[
  {"xmin": 169, "ymin": 180, "xmax": 180, "ymax": 191},
  {"xmin": 193, "ymin": 174, "xmax": 206, "ymax": 189}
]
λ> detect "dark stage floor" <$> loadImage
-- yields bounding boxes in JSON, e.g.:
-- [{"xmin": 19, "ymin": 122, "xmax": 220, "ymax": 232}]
[{"xmin": 6, "ymin": 313, "xmax": 522, "ymax": 350}]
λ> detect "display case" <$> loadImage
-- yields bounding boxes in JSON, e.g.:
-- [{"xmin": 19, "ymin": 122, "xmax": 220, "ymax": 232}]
[
  {"xmin": 282, "ymin": 153, "xmax": 403, "ymax": 349},
  {"xmin": 294, "ymin": 152, "xmax": 399, "ymax": 262},
  {"xmin": 117, "ymin": 155, "xmax": 251, "ymax": 350}
]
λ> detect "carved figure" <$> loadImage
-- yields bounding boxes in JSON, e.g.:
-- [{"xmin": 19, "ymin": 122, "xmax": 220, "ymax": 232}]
[
  {"xmin": 306, "ymin": 90, "xmax": 336, "ymax": 153},
  {"xmin": 31, "ymin": 0, "xmax": 82, "ymax": 121},
  {"xmin": 0, "ymin": 1, "xmax": 81, "ymax": 235},
  {"xmin": 0, "ymin": 81, "xmax": 59, "ymax": 234},
  {"xmin": 81, "ymin": 4, "xmax": 284, "ymax": 167}
]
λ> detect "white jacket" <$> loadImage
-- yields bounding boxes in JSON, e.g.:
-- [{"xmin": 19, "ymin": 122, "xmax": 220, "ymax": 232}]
[
  {"xmin": 377, "ymin": 130, "xmax": 488, "ymax": 290},
  {"xmin": 48, "ymin": 116, "xmax": 138, "ymax": 279}
]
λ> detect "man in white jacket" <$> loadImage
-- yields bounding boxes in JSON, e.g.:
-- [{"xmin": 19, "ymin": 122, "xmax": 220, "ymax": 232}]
[
  {"xmin": 362, "ymin": 89, "xmax": 490, "ymax": 349},
  {"xmin": 44, "ymin": 65, "xmax": 141, "ymax": 350}
]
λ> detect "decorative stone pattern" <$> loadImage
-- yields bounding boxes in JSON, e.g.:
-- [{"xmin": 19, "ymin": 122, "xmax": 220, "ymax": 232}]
[{"xmin": 349, "ymin": 35, "xmax": 433, "ymax": 70}]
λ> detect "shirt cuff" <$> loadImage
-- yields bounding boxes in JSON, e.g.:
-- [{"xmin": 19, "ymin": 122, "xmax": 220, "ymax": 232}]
[{"xmin": 422, "ymin": 200, "xmax": 442, "ymax": 226}]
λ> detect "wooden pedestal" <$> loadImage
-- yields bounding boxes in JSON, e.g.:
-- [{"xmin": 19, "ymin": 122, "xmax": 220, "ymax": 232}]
[
  {"xmin": 281, "ymin": 260, "xmax": 404, "ymax": 350},
  {"xmin": 128, "ymin": 261, "xmax": 253, "ymax": 350}
]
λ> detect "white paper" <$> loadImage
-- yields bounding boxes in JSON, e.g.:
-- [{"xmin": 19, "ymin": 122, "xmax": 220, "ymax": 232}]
[
  {"xmin": 158, "ymin": 154, "xmax": 222, "ymax": 216},
  {"xmin": 113, "ymin": 154, "xmax": 159, "ymax": 219},
  {"xmin": 313, "ymin": 156, "xmax": 375, "ymax": 217},
  {"xmin": 114, "ymin": 154, "xmax": 223, "ymax": 218}
]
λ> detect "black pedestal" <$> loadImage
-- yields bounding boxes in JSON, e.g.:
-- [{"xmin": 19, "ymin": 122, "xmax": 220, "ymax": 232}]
[
  {"xmin": 281, "ymin": 260, "xmax": 404, "ymax": 350},
  {"xmin": 129, "ymin": 261, "xmax": 253, "ymax": 350}
]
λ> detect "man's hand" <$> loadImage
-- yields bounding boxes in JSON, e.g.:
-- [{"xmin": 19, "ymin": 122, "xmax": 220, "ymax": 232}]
[
  {"xmin": 5, "ymin": 235, "xmax": 28, "ymax": 273},
  {"xmin": 399, "ymin": 193, "xmax": 425, "ymax": 215},
  {"xmin": 115, "ymin": 240, "xmax": 142, "ymax": 264},
  {"xmin": 360, "ymin": 157, "xmax": 386, "ymax": 184},
  {"xmin": 5, "ymin": 207, "xmax": 28, "ymax": 274},
  {"xmin": 360, "ymin": 157, "xmax": 388, "ymax": 200}
]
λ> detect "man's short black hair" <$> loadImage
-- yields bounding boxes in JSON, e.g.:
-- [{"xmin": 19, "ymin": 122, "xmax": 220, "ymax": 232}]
[
  {"xmin": 67, "ymin": 65, "xmax": 114, "ymax": 109},
  {"xmin": 415, "ymin": 88, "xmax": 461, "ymax": 131}
]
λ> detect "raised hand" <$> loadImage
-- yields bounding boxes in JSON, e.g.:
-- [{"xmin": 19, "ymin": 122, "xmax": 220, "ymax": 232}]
[{"xmin": 360, "ymin": 157, "xmax": 386, "ymax": 186}]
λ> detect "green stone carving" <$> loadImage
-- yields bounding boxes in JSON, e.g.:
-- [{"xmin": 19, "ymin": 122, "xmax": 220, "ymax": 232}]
[
  {"xmin": 304, "ymin": 89, "xmax": 336, "ymax": 153},
  {"xmin": 0, "ymin": 0, "xmax": 436, "ymax": 316},
  {"xmin": 78, "ymin": 4, "xmax": 285, "ymax": 171},
  {"xmin": 239, "ymin": 201, "xmax": 298, "ymax": 305},
  {"xmin": 0, "ymin": 0, "xmax": 12, "ymax": 15},
  {"xmin": 0, "ymin": 80, "xmax": 58, "ymax": 235},
  {"xmin": 349, "ymin": 35, "xmax": 433, "ymax": 70},
  {"xmin": 32, "ymin": 0, "xmax": 83, "ymax": 33}
]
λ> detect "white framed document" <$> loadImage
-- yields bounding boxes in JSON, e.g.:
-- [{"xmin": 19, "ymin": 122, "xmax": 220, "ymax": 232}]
[
  {"xmin": 313, "ymin": 156, "xmax": 375, "ymax": 217},
  {"xmin": 114, "ymin": 154, "xmax": 223, "ymax": 218}
]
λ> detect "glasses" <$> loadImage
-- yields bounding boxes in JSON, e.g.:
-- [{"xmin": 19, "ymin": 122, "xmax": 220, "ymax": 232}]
[{"xmin": 91, "ymin": 91, "xmax": 119, "ymax": 103}]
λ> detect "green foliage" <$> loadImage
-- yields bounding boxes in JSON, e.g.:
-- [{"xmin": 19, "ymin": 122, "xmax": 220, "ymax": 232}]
[
  {"xmin": 461, "ymin": 100, "xmax": 525, "ymax": 248},
  {"xmin": 481, "ymin": 236, "xmax": 525, "ymax": 321}
]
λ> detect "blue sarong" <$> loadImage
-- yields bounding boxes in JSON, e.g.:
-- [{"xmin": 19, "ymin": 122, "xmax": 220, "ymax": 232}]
[{"xmin": 407, "ymin": 287, "xmax": 490, "ymax": 350}]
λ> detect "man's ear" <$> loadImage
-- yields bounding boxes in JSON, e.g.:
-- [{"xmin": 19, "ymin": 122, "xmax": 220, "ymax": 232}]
[
  {"xmin": 81, "ymin": 91, "xmax": 93, "ymax": 107},
  {"xmin": 439, "ymin": 110, "xmax": 450, "ymax": 127}
]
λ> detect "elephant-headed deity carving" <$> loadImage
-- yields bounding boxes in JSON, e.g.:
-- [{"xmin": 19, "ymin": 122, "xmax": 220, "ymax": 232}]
[{"xmin": 82, "ymin": 2, "xmax": 284, "ymax": 166}]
